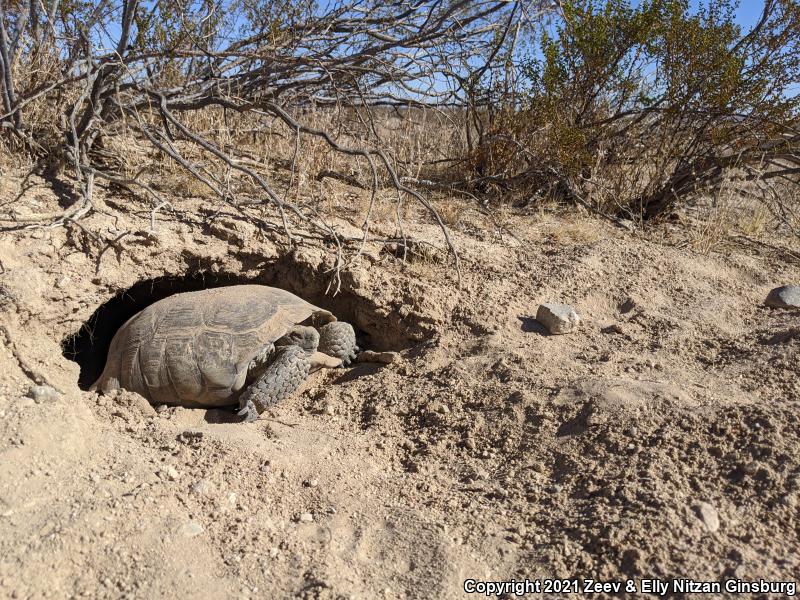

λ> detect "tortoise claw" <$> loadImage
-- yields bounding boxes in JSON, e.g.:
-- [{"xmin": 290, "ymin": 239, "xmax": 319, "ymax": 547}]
[
  {"xmin": 237, "ymin": 399, "xmax": 259, "ymax": 423},
  {"xmin": 341, "ymin": 347, "xmax": 360, "ymax": 367}
]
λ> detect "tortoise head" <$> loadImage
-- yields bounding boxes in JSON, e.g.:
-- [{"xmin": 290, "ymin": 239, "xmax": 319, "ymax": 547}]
[{"xmin": 275, "ymin": 325, "xmax": 319, "ymax": 355}]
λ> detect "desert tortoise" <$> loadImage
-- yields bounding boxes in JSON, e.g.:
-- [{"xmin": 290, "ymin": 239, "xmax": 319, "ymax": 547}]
[{"xmin": 91, "ymin": 285, "xmax": 358, "ymax": 421}]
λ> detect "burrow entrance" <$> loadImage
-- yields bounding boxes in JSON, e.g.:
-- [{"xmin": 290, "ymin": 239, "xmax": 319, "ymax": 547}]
[{"xmin": 63, "ymin": 269, "xmax": 423, "ymax": 391}]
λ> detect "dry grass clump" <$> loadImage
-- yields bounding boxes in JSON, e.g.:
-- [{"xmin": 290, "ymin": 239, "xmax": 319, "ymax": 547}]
[
  {"xmin": 83, "ymin": 105, "xmax": 468, "ymax": 239},
  {"xmin": 677, "ymin": 168, "xmax": 799, "ymax": 254}
]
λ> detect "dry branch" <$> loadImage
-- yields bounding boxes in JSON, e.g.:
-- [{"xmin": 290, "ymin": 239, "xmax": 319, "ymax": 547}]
[{"xmin": 0, "ymin": 0, "xmax": 552, "ymax": 285}]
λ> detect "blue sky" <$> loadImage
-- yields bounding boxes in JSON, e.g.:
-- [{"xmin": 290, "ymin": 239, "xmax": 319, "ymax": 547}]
[
  {"xmin": 732, "ymin": 1, "xmax": 767, "ymax": 27},
  {"xmin": 688, "ymin": 0, "xmax": 767, "ymax": 28},
  {"xmin": 97, "ymin": 1, "xmax": 770, "ymax": 51}
]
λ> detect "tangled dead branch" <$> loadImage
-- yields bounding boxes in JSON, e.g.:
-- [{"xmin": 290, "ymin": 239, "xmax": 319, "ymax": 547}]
[{"xmin": 0, "ymin": 0, "xmax": 553, "ymax": 288}]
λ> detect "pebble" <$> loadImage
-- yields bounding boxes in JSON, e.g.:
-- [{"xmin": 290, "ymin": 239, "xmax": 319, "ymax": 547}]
[
  {"xmin": 355, "ymin": 350, "xmax": 398, "ymax": 364},
  {"xmin": 536, "ymin": 303, "xmax": 581, "ymax": 335},
  {"xmin": 28, "ymin": 385, "xmax": 61, "ymax": 404},
  {"xmin": 303, "ymin": 479, "xmax": 319, "ymax": 488},
  {"xmin": 298, "ymin": 512, "xmax": 314, "ymax": 523},
  {"xmin": 191, "ymin": 479, "xmax": 215, "ymax": 495},
  {"xmin": 765, "ymin": 285, "xmax": 800, "ymax": 308},
  {"xmin": 181, "ymin": 521, "xmax": 204, "ymax": 538},
  {"xmin": 430, "ymin": 401, "xmax": 449, "ymax": 414},
  {"xmin": 160, "ymin": 466, "xmax": 179, "ymax": 481},
  {"xmin": 693, "ymin": 501, "xmax": 720, "ymax": 532}
]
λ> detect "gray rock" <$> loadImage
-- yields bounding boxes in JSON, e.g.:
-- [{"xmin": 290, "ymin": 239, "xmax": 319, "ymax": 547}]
[
  {"xmin": 693, "ymin": 501, "xmax": 720, "ymax": 532},
  {"xmin": 191, "ymin": 479, "xmax": 216, "ymax": 496},
  {"xmin": 159, "ymin": 466, "xmax": 179, "ymax": 481},
  {"xmin": 298, "ymin": 512, "xmax": 314, "ymax": 523},
  {"xmin": 765, "ymin": 285, "xmax": 800, "ymax": 308},
  {"xmin": 536, "ymin": 303, "xmax": 581, "ymax": 335},
  {"xmin": 181, "ymin": 521, "xmax": 204, "ymax": 538},
  {"xmin": 28, "ymin": 385, "xmax": 60, "ymax": 404}
]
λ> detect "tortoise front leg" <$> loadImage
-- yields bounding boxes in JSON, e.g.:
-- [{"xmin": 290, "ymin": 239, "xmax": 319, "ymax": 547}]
[
  {"xmin": 318, "ymin": 322, "xmax": 360, "ymax": 366},
  {"xmin": 237, "ymin": 345, "xmax": 310, "ymax": 422}
]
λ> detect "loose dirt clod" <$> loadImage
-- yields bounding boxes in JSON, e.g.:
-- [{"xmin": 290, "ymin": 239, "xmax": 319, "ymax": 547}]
[
  {"xmin": 28, "ymin": 384, "xmax": 60, "ymax": 404},
  {"xmin": 694, "ymin": 502, "xmax": 721, "ymax": 533},
  {"xmin": 355, "ymin": 350, "xmax": 398, "ymax": 364}
]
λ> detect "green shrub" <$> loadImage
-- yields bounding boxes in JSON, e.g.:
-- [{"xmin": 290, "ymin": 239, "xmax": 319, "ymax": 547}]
[{"xmin": 469, "ymin": 0, "xmax": 800, "ymax": 221}]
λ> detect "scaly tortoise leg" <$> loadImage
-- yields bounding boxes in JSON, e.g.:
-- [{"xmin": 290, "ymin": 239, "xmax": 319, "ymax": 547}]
[
  {"xmin": 318, "ymin": 322, "xmax": 359, "ymax": 366},
  {"xmin": 237, "ymin": 345, "xmax": 310, "ymax": 422}
]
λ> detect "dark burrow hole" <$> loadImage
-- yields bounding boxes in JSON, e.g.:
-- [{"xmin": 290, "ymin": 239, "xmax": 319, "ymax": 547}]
[{"xmin": 63, "ymin": 270, "xmax": 415, "ymax": 391}]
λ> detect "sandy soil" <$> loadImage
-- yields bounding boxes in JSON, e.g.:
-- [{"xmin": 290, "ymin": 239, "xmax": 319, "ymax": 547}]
[{"xmin": 0, "ymin": 170, "xmax": 798, "ymax": 599}]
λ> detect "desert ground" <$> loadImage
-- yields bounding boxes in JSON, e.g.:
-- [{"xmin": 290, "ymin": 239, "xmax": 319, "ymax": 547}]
[{"xmin": 0, "ymin": 169, "xmax": 798, "ymax": 599}]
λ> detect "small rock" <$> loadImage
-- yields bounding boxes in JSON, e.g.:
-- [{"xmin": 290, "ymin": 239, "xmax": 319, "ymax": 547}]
[
  {"xmin": 181, "ymin": 521, "xmax": 204, "ymax": 538},
  {"xmin": 124, "ymin": 393, "xmax": 156, "ymax": 417},
  {"xmin": 693, "ymin": 501, "xmax": 720, "ymax": 532},
  {"xmin": 298, "ymin": 512, "xmax": 314, "ymax": 523},
  {"xmin": 536, "ymin": 303, "xmax": 581, "ymax": 335},
  {"xmin": 28, "ymin": 385, "xmax": 60, "ymax": 404},
  {"xmin": 160, "ymin": 466, "xmax": 179, "ymax": 481},
  {"xmin": 303, "ymin": 479, "xmax": 319, "ymax": 488},
  {"xmin": 355, "ymin": 351, "xmax": 398, "ymax": 364},
  {"xmin": 191, "ymin": 479, "xmax": 215, "ymax": 495},
  {"xmin": 765, "ymin": 285, "xmax": 800, "ymax": 308},
  {"xmin": 430, "ymin": 401, "xmax": 449, "ymax": 414}
]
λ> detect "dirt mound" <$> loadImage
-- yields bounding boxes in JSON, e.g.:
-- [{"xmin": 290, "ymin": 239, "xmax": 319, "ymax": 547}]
[{"xmin": 0, "ymin": 171, "xmax": 798, "ymax": 598}]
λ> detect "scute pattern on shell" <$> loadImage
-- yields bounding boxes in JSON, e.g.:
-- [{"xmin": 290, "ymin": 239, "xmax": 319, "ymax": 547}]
[{"xmin": 92, "ymin": 285, "xmax": 334, "ymax": 407}]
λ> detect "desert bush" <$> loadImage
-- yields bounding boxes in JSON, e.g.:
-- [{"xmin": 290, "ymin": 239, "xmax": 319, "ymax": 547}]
[
  {"xmin": 465, "ymin": 0, "xmax": 800, "ymax": 223},
  {"xmin": 0, "ymin": 0, "xmax": 554, "ymax": 280},
  {"xmin": 0, "ymin": 0, "xmax": 797, "ymax": 261}
]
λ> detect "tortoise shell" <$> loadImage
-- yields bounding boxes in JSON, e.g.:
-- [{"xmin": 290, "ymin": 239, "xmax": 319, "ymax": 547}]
[{"xmin": 92, "ymin": 285, "xmax": 335, "ymax": 407}]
